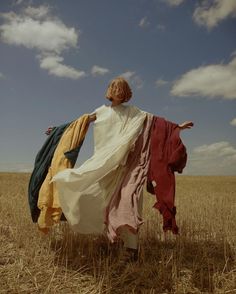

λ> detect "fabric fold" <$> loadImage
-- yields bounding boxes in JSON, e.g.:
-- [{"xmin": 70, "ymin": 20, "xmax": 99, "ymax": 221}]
[
  {"xmin": 50, "ymin": 104, "xmax": 147, "ymax": 234},
  {"xmin": 104, "ymin": 113, "xmax": 154, "ymax": 242},
  {"xmin": 146, "ymin": 116, "xmax": 187, "ymax": 234},
  {"xmin": 37, "ymin": 114, "xmax": 90, "ymax": 233},
  {"xmin": 28, "ymin": 121, "xmax": 71, "ymax": 222}
]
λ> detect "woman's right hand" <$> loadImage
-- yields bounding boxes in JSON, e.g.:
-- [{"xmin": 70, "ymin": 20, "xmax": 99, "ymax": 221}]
[
  {"xmin": 45, "ymin": 126, "xmax": 54, "ymax": 135},
  {"xmin": 178, "ymin": 121, "xmax": 194, "ymax": 130}
]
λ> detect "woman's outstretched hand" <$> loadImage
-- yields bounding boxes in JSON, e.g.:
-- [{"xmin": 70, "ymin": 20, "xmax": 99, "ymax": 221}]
[
  {"xmin": 89, "ymin": 113, "xmax": 96, "ymax": 122},
  {"xmin": 178, "ymin": 121, "xmax": 194, "ymax": 130},
  {"xmin": 45, "ymin": 114, "xmax": 97, "ymax": 136},
  {"xmin": 45, "ymin": 126, "xmax": 54, "ymax": 135}
]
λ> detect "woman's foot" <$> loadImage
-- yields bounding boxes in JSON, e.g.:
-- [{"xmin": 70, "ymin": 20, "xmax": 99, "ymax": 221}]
[{"xmin": 119, "ymin": 248, "xmax": 139, "ymax": 264}]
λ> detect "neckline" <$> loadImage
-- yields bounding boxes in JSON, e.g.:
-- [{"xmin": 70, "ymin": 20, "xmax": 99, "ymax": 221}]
[{"xmin": 103, "ymin": 103, "xmax": 123, "ymax": 108}]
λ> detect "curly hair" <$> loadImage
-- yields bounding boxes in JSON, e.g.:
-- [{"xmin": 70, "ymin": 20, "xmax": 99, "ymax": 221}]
[{"xmin": 105, "ymin": 76, "xmax": 132, "ymax": 103}]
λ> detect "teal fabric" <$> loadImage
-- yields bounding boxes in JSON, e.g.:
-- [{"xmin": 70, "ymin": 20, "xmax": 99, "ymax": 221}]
[{"xmin": 28, "ymin": 121, "xmax": 84, "ymax": 222}]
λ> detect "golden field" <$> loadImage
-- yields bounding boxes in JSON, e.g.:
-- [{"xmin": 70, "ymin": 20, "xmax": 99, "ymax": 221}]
[{"xmin": 0, "ymin": 173, "xmax": 235, "ymax": 293}]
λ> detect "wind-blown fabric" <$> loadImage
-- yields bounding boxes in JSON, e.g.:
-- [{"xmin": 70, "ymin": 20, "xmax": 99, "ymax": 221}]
[
  {"xmin": 50, "ymin": 104, "xmax": 147, "ymax": 234},
  {"xmin": 37, "ymin": 114, "xmax": 90, "ymax": 233},
  {"xmin": 104, "ymin": 113, "xmax": 153, "ymax": 242},
  {"xmin": 28, "ymin": 121, "xmax": 71, "ymax": 222},
  {"xmin": 146, "ymin": 116, "xmax": 187, "ymax": 234}
]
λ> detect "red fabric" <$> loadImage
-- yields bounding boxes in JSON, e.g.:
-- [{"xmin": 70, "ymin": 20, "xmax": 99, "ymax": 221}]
[{"xmin": 146, "ymin": 116, "xmax": 187, "ymax": 234}]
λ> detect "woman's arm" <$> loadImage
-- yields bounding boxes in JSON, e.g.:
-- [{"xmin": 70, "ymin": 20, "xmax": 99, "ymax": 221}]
[
  {"xmin": 88, "ymin": 112, "xmax": 97, "ymax": 123},
  {"xmin": 178, "ymin": 121, "xmax": 194, "ymax": 130},
  {"xmin": 45, "ymin": 126, "xmax": 55, "ymax": 135},
  {"xmin": 45, "ymin": 113, "xmax": 97, "ymax": 135}
]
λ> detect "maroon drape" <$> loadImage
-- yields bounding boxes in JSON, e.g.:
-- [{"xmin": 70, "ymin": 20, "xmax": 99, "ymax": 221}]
[{"xmin": 147, "ymin": 116, "xmax": 187, "ymax": 234}]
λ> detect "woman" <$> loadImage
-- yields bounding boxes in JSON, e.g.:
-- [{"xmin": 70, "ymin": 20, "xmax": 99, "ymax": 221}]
[{"xmin": 47, "ymin": 76, "xmax": 194, "ymax": 261}]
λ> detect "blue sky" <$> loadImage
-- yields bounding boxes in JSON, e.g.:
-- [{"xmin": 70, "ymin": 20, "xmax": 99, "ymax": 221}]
[{"xmin": 0, "ymin": 0, "xmax": 236, "ymax": 175}]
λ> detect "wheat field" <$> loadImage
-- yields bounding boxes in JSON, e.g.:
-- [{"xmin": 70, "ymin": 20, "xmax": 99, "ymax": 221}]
[{"xmin": 0, "ymin": 173, "xmax": 235, "ymax": 293}]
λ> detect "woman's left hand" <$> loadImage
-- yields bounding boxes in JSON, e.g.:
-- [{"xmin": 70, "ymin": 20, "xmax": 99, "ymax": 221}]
[{"xmin": 178, "ymin": 121, "xmax": 194, "ymax": 130}]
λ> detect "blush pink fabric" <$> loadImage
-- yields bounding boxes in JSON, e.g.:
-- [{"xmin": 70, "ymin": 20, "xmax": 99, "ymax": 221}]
[
  {"xmin": 104, "ymin": 113, "xmax": 154, "ymax": 242},
  {"xmin": 146, "ymin": 116, "xmax": 187, "ymax": 234}
]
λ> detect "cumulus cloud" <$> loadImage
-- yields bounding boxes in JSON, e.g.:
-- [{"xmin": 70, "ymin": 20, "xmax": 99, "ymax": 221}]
[
  {"xmin": 0, "ymin": 10, "xmax": 78, "ymax": 54},
  {"xmin": 230, "ymin": 118, "xmax": 236, "ymax": 126},
  {"xmin": 119, "ymin": 71, "xmax": 144, "ymax": 89},
  {"xmin": 0, "ymin": 5, "xmax": 86, "ymax": 79},
  {"xmin": 184, "ymin": 141, "xmax": 236, "ymax": 175},
  {"xmin": 38, "ymin": 54, "xmax": 86, "ymax": 79},
  {"xmin": 120, "ymin": 71, "xmax": 135, "ymax": 80},
  {"xmin": 163, "ymin": 0, "xmax": 185, "ymax": 7},
  {"xmin": 193, "ymin": 0, "xmax": 236, "ymax": 30},
  {"xmin": 23, "ymin": 5, "xmax": 51, "ymax": 19},
  {"xmin": 163, "ymin": 0, "xmax": 236, "ymax": 30},
  {"xmin": 139, "ymin": 16, "xmax": 150, "ymax": 28},
  {"xmin": 91, "ymin": 65, "xmax": 110, "ymax": 76},
  {"xmin": 13, "ymin": 0, "xmax": 26, "ymax": 5},
  {"xmin": 155, "ymin": 78, "xmax": 168, "ymax": 87},
  {"xmin": 193, "ymin": 141, "xmax": 236, "ymax": 157},
  {"xmin": 170, "ymin": 55, "xmax": 236, "ymax": 100}
]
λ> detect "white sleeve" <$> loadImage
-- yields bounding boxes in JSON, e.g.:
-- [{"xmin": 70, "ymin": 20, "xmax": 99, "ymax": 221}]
[{"xmin": 89, "ymin": 105, "xmax": 103, "ymax": 115}]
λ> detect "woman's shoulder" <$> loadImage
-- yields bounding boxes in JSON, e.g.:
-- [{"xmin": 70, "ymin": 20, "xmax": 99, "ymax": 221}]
[
  {"xmin": 89, "ymin": 104, "xmax": 106, "ymax": 115},
  {"xmin": 90, "ymin": 103, "xmax": 148, "ymax": 115},
  {"xmin": 126, "ymin": 103, "xmax": 148, "ymax": 115}
]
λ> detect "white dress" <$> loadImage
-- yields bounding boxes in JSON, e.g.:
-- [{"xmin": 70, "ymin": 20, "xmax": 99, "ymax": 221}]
[{"xmin": 50, "ymin": 103, "xmax": 147, "ymax": 234}]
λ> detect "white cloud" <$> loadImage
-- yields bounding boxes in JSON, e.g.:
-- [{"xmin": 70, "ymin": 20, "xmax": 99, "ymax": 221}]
[
  {"xmin": 230, "ymin": 118, "xmax": 236, "ymax": 126},
  {"xmin": 193, "ymin": 141, "xmax": 236, "ymax": 157},
  {"xmin": 155, "ymin": 78, "xmax": 168, "ymax": 87},
  {"xmin": 184, "ymin": 141, "xmax": 236, "ymax": 175},
  {"xmin": 163, "ymin": 0, "xmax": 236, "ymax": 30},
  {"xmin": 170, "ymin": 56, "xmax": 236, "ymax": 100},
  {"xmin": 163, "ymin": 0, "xmax": 185, "ymax": 7},
  {"xmin": 91, "ymin": 65, "xmax": 110, "ymax": 76},
  {"xmin": 23, "ymin": 5, "xmax": 51, "ymax": 19},
  {"xmin": 231, "ymin": 50, "xmax": 236, "ymax": 57},
  {"xmin": 0, "ymin": 72, "xmax": 5, "ymax": 79},
  {"xmin": 120, "ymin": 71, "xmax": 135, "ymax": 80},
  {"xmin": 0, "ymin": 11, "xmax": 78, "ymax": 54},
  {"xmin": 193, "ymin": 0, "xmax": 236, "ymax": 30},
  {"xmin": 132, "ymin": 75, "xmax": 144, "ymax": 89},
  {"xmin": 0, "ymin": 5, "xmax": 86, "ymax": 79},
  {"xmin": 139, "ymin": 16, "xmax": 150, "ymax": 28},
  {"xmin": 13, "ymin": 0, "xmax": 25, "ymax": 5},
  {"xmin": 119, "ymin": 71, "xmax": 144, "ymax": 89},
  {"xmin": 38, "ymin": 54, "xmax": 86, "ymax": 79}
]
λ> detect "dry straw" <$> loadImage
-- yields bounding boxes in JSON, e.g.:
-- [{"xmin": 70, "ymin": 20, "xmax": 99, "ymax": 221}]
[{"xmin": 0, "ymin": 173, "xmax": 236, "ymax": 293}]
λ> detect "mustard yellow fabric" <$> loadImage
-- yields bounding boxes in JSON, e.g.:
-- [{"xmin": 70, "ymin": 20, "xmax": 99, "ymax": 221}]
[{"xmin": 37, "ymin": 114, "xmax": 90, "ymax": 233}]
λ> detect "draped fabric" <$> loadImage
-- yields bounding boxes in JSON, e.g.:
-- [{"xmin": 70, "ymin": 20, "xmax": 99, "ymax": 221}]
[
  {"xmin": 50, "ymin": 104, "xmax": 148, "ymax": 234},
  {"xmin": 29, "ymin": 103, "xmax": 188, "ymax": 240},
  {"xmin": 146, "ymin": 116, "xmax": 187, "ymax": 234},
  {"xmin": 37, "ymin": 114, "xmax": 90, "ymax": 233},
  {"xmin": 104, "ymin": 113, "xmax": 154, "ymax": 242},
  {"xmin": 28, "ymin": 122, "xmax": 71, "ymax": 222}
]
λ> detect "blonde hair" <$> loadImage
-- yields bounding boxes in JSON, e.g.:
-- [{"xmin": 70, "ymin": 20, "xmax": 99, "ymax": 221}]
[{"xmin": 105, "ymin": 76, "xmax": 132, "ymax": 103}]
